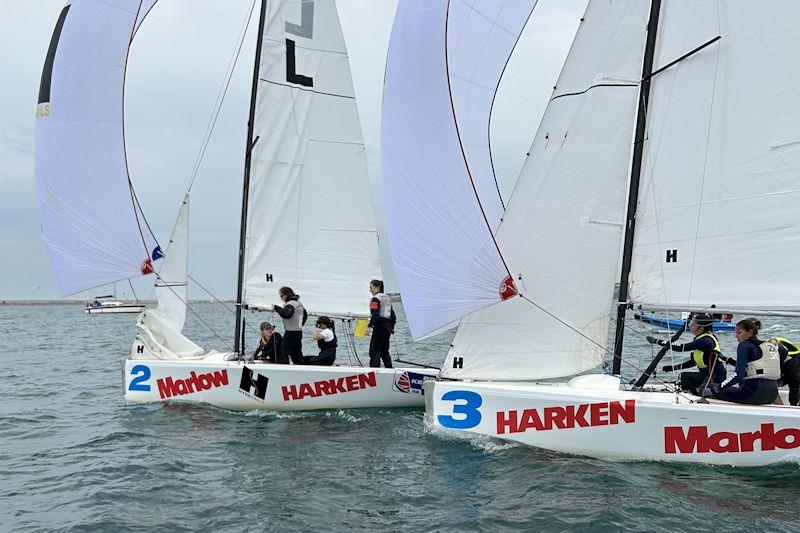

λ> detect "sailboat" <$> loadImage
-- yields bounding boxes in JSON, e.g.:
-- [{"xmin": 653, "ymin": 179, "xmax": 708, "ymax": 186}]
[
  {"xmin": 36, "ymin": 0, "xmax": 436, "ymax": 411},
  {"xmin": 383, "ymin": 0, "xmax": 800, "ymax": 466}
]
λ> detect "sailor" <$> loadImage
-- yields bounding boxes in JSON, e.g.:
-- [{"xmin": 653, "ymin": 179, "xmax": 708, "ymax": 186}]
[
  {"xmin": 700, "ymin": 318, "xmax": 779, "ymax": 404},
  {"xmin": 366, "ymin": 279, "xmax": 396, "ymax": 368},
  {"xmin": 646, "ymin": 313, "xmax": 727, "ymax": 394},
  {"xmin": 252, "ymin": 321, "xmax": 284, "ymax": 363},
  {"xmin": 775, "ymin": 336, "xmax": 800, "ymax": 405},
  {"xmin": 272, "ymin": 286, "xmax": 308, "ymax": 365},
  {"xmin": 304, "ymin": 316, "xmax": 337, "ymax": 366}
]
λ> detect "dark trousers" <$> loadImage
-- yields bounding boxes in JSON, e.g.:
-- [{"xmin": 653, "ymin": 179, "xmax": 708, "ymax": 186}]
[
  {"xmin": 680, "ymin": 372, "xmax": 709, "ymax": 394},
  {"xmin": 304, "ymin": 349, "xmax": 336, "ymax": 366},
  {"xmin": 781, "ymin": 356, "xmax": 800, "ymax": 405},
  {"xmin": 369, "ymin": 325, "xmax": 393, "ymax": 368},
  {"xmin": 281, "ymin": 331, "xmax": 304, "ymax": 365},
  {"xmin": 718, "ymin": 378, "xmax": 778, "ymax": 405}
]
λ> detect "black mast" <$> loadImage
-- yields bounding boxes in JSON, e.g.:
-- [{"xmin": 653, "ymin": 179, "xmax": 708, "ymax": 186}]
[
  {"xmin": 612, "ymin": 0, "xmax": 662, "ymax": 374},
  {"xmin": 234, "ymin": 0, "xmax": 268, "ymax": 355}
]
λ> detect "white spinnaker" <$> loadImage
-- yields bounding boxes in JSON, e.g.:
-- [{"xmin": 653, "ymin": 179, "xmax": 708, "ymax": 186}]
[
  {"xmin": 447, "ymin": 0, "xmax": 539, "ymax": 232},
  {"xmin": 382, "ymin": 0, "xmax": 533, "ymax": 340},
  {"xmin": 630, "ymin": 2, "xmax": 800, "ymax": 313},
  {"xmin": 35, "ymin": 0, "xmax": 159, "ymax": 296},
  {"xmin": 441, "ymin": 0, "xmax": 649, "ymax": 380},
  {"xmin": 153, "ymin": 195, "xmax": 189, "ymax": 330},
  {"xmin": 243, "ymin": 0, "xmax": 381, "ymax": 317}
]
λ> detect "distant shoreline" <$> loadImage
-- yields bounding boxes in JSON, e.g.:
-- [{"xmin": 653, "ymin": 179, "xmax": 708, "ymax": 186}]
[{"xmin": 0, "ymin": 300, "xmax": 234, "ymax": 305}]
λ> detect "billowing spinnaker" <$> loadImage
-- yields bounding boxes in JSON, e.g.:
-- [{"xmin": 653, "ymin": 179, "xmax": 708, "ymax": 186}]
[
  {"xmin": 242, "ymin": 0, "xmax": 381, "ymax": 317},
  {"xmin": 382, "ymin": 0, "xmax": 536, "ymax": 339},
  {"xmin": 35, "ymin": 0, "xmax": 159, "ymax": 296},
  {"xmin": 153, "ymin": 195, "xmax": 189, "ymax": 331},
  {"xmin": 446, "ymin": 0, "xmax": 539, "ymax": 231},
  {"xmin": 630, "ymin": 2, "xmax": 800, "ymax": 313},
  {"xmin": 441, "ymin": 0, "xmax": 650, "ymax": 380}
]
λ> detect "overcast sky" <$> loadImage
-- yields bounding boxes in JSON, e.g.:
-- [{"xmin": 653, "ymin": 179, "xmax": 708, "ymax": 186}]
[{"xmin": 0, "ymin": 0, "xmax": 587, "ymax": 300}]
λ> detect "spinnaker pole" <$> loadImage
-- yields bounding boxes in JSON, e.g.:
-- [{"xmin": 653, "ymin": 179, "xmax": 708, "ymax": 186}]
[
  {"xmin": 234, "ymin": 0, "xmax": 268, "ymax": 354},
  {"xmin": 612, "ymin": 0, "xmax": 662, "ymax": 374}
]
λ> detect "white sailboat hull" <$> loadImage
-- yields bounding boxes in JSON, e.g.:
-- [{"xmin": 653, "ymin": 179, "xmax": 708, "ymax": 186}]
[
  {"xmin": 424, "ymin": 375, "xmax": 800, "ymax": 466},
  {"xmin": 85, "ymin": 304, "xmax": 146, "ymax": 314},
  {"xmin": 124, "ymin": 358, "xmax": 438, "ymax": 411}
]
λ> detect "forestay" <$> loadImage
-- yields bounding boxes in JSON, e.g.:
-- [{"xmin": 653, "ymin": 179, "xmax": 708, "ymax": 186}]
[
  {"xmin": 629, "ymin": 2, "xmax": 800, "ymax": 313},
  {"xmin": 243, "ymin": 0, "xmax": 381, "ymax": 317},
  {"xmin": 382, "ymin": 0, "xmax": 536, "ymax": 340},
  {"xmin": 441, "ymin": 0, "xmax": 650, "ymax": 380},
  {"xmin": 35, "ymin": 0, "xmax": 160, "ymax": 296}
]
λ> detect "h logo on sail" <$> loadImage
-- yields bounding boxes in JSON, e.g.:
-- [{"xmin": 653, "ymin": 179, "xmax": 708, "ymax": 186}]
[
  {"xmin": 239, "ymin": 366, "xmax": 269, "ymax": 401},
  {"xmin": 665, "ymin": 249, "xmax": 678, "ymax": 263}
]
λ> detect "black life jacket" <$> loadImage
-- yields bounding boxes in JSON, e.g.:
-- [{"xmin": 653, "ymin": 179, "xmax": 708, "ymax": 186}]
[{"xmin": 318, "ymin": 330, "xmax": 337, "ymax": 351}]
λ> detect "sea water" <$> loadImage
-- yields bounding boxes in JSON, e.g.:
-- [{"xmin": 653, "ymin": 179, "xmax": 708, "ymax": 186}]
[{"xmin": 1, "ymin": 303, "xmax": 799, "ymax": 531}]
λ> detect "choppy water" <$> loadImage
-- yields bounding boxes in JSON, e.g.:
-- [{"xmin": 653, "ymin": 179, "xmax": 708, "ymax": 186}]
[{"xmin": 2, "ymin": 302, "xmax": 800, "ymax": 532}]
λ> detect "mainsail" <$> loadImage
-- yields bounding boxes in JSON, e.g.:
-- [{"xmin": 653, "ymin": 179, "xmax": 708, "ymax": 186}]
[
  {"xmin": 382, "ymin": 0, "xmax": 537, "ymax": 340},
  {"xmin": 629, "ymin": 1, "xmax": 800, "ymax": 314},
  {"xmin": 35, "ymin": 0, "xmax": 160, "ymax": 295},
  {"xmin": 440, "ymin": 0, "xmax": 650, "ymax": 380},
  {"xmin": 241, "ymin": 0, "xmax": 381, "ymax": 318}
]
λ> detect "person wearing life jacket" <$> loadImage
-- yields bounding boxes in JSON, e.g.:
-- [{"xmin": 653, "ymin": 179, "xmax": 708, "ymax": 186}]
[
  {"xmin": 775, "ymin": 336, "xmax": 800, "ymax": 405},
  {"xmin": 700, "ymin": 318, "xmax": 779, "ymax": 404},
  {"xmin": 646, "ymin": 313, "xmax": 727, "ymax": 394},
  {"xmin": 272, "ymin": 286, "xmax": 308, "ymax": 365},
  {"xmin": 304, "ymin": 316, "xmax": 337, "ymax": 366},
  {"xmin": 251, "ymin": 321, "xmax": 284, "ymax": 363},
  {"xmin": 366, "ymin": 279, "xmax": 396, "ymax": 368}
]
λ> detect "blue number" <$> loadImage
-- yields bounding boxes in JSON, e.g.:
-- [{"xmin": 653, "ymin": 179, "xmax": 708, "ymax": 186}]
[
  {"xmin": 128, "ymin": 365, "xmax": 151, "ymax": 392},
  {"xmin": 437, "ymin": 390, "xmax": 482, "ymax": 429}
]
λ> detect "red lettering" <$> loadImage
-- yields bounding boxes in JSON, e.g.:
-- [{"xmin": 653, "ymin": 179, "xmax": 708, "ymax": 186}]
[
  {"xmin": 775, "ymin": 427, "xmax": 800, "ymax": 450},
  {"xmin": 315, "ymin": 380, "xmax": 331, "ymax": 397},
  {"xmin": 709, "ymin": 431, "xmax": 740, "ymax": 453},
  {"xmin": 589, "ymin": 403, "xmax": 608, "ymax": 426},
  {"xmin": 208, "ymin": 370, "xmax": 229, "ymax": 387},
  {"xmin": 198, "ymin": 373, "xmax": 211, "ymax": 390},
  {"xmin": 664, "ymin": 426, "xmax": 711, "ymax": 454},
  {"xmin": 573, "ymin": 404, "xmax": 590, "ymax": 427},
  {"xmin": 298, "ymin": 383, "xmax": 315, "ymax": 399},
  {"xmin": 157, "ymin": 377, "xmax": 175, "ymax": 399},
  {"xmin": 282, "ymin": 384, "xmax": 299, "ymax": 401},
  {"xmin": 155, "ymin": 370, "xmax": 228, "ymax": 399},
  {"xmin": 518, "ymin": 409, "xmax": 544, "ymax": 432},
  {"xmin": 333, "ymin": 378, "xmax": 347, "ymax": 393},
  {"xmin": 760, "ymin": 423, "xmax": 776, "ymax": 451},
  {"xmin": 358, "ymin": 372, "xmax": 377, "ymax": 390},
  {"xmin": 609, "ymin": 400, "xmax": 636, "ymax": 424},
  {"xmin": 185, "ymin": 372, "xmax": 197, "ymax": 394},
  {"xmin": 543, "ymin": 406, "xmax": 567, "ymax": 430},
  {"xmin": 739, "ymin": 428, "xmax": 761, "ymax": 452},
  {"xmin": 496, "ymin": 410, "xmax": 518, "ymax": 435},
  {"xmin": 345, "ymin": 375, "xmax": 358, "ymax": 391},
  {"xmin": 175, "ymin": 380, "xmax": 188, "ymax": 395}
]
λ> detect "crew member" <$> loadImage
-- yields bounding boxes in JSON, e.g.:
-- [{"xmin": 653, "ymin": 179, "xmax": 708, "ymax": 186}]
[
  {"xmin": 701, "ymin": 318, "xmax": 779, "ymax": 404},
  {"xmin": 366, "ymin": 279, "xmax": 395, "ymax": 368},
  {"xmin": 305, "ymin": 316, "xmax": 337, "ymax": 366},
  {"xmin": 252, "ymin": 321, "xmax": 283, "ymax": 363},
  {"xmin": 273, "ymin": 286, "xmax": 307, "ymax": 365},
  {"xmin": 775, "ymin": 336, "xmax": 800, "ymax": 405},
  {"xmin": 646, "ymin": 313, "xmax": 727, "ymax": 394}
]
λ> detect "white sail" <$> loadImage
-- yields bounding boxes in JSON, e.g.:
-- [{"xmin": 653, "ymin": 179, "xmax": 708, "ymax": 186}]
[
  {"xmin": 629, "ymin": 1, "xmax": 800, "ymax": 313},
  {"xmin": 35, "ymin": 0, "xmax": 160, "ymax": 296},
  {"xmin": 441, "ymin": 0, "xmax": 650, "ymax": 380},
  {"xmin": 242, "ymin": 0, "xmax": 381, "ymax": 317},
  {"xmin": 382, "ymin": 0, "xmax": 538, "ymax": 340}
]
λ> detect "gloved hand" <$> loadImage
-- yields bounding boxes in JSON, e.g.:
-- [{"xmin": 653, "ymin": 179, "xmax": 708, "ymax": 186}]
[
  {"xmin": 662, "ymin": 365, "xmax": 674, "ymax": 373},
  {"xmin": 700, "ymin": 387, "xmax": 715, "ymax": 398},
  {"xmin": 646, "ymin": 336, "xmax": 667, "ymax": 347}
]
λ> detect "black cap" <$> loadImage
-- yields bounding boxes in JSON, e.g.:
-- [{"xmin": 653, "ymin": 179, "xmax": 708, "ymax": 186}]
[{"xmin": 693, "ymin": 313, "xmax": 714, "ymax": 327}]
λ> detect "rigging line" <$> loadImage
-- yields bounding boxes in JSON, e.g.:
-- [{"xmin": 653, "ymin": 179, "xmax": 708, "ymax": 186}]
[
  {"xmin": 128, "ymin": 279, "xmax": 139, "ymax": 303},
  {"xmin": 444, "ymin": 0, "xmax": 512, "ymax": 278},
  {"xmin": 186, "ymin": 0, "xmax": 257, "ymax": 192},
  {"xmin": 152, "ymin": 272, "xmax": 233, "ymax": 351},
  {"xmin": 686, "ymin": 30, "xmax": 722, "ymax": 308},
  {"xmin": 549, "ymin": 82, "xmax": 638, "ymax": 102},
  {"xmin": 644, "ymin": 35, "xmax": 721, "ymax": 81},
  {"xmin": 187, "ymin": 274, "xmax": 235, "ymax": 314},
  {"xmin": 257, "ymin": 78, "xmax": 355, "ymax": 99}
]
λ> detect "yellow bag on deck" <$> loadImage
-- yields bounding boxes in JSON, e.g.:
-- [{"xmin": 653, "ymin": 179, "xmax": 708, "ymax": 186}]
[{"xmin": 353, "ymin": 318, "xmax": 368, "ymax": 338}]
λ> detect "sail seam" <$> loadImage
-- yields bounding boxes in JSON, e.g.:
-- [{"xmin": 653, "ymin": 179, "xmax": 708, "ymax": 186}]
[
  {"xmin": 551, "ymin": 82, "xmax": 637, "ymax": 102},
  {"xmin": 258, "ymin": 78, "xmax": 354, "ymax": 99}
]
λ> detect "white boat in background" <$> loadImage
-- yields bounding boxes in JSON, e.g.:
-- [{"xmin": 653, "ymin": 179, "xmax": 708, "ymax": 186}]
[
  {"xmin": 85, "ymin": 297, "xmax": 145, "ymax": 314},
  {"xmin": 382, "ymin": 0, "xmax": 800, "ymax": 466},
  {"xmin": 36, "ymin": 0, "xmax": 437, "ymax": 411}
]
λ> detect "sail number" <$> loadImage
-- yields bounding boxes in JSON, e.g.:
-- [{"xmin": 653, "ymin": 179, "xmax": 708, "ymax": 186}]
[
  {"xmin": 437, "ymin": 390, "xmax": 482, "ymax": 429},
  {"xmin": 128, "ymin": 365, "xmax": 151, "ymax": 392}
]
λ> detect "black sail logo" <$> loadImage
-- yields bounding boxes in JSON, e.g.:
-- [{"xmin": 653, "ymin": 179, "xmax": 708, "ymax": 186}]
[
  {"xmin": 39, "ymin": 5, "xmax": 70, "ymax": 105},
  {"xmin": 284, "ymin": 0, "xmax": 314, "ymax": 87}
]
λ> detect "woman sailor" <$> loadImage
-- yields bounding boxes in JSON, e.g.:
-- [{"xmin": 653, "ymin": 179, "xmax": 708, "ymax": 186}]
[
  {"xmin": 775, "ymin": 336, "xmax": 800, "ymax": 405},
  {"xmin": 251, "ymin": 321, "xmax": 283, "ymax": 363},
  {"xmin": 701, "ymin": 318, "xmax": 779, "ymax": 404},
  {"xmin": 646, "ymin": 313, "xmax": 727, "ymax": 394},
  {"xmin": 366, "ymin": 279, "xmax": 396, "ymax": 368},
  {"xmin": 305, "ymin": 316, "xmax": 337, "ymax": 366},
  {"xmin": 272, "ymin": 286, "xmax": 308, "ymax": 365}
]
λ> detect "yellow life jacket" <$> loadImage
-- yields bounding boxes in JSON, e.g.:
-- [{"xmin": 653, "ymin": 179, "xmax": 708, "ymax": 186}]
[
  {"xmin": 692, "ymin": 332, "xmax": 721, "ymax": 369},
  {"xmin": 774, "ymin": 337, "xmax": 800, "ymax": 356}
]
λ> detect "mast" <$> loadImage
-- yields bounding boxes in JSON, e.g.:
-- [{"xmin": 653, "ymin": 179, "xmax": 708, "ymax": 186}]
[
  {"xmin": 611, "ymin": 0, "xmax": 662, "ymax": 374},
  {"xmin": 234, "ymin": 0, "xmax": 268, "ymax": 354}
]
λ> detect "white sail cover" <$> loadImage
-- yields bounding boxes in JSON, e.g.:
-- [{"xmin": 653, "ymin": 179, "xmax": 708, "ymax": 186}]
[
  {"xmin": 153, "ymin": 195, "xmax": 189, "ymax": 330},
  {"xmin": 441, "ymin": 0, "xmax": 650, "ymax": 380},
  {"xmin": 35, "ymin": 0, "xmax": 160, "ymax": 296},
  {"xmin": 243, "ymin": 0, "xmax": 381, "ymax": 317},
  {"xmin": 382, "ymin": 0, "xmax": 537, "ymax": 339},
  {"xmin": 630, "ymin": 2, "xmax": 800, "ymax": 313}
]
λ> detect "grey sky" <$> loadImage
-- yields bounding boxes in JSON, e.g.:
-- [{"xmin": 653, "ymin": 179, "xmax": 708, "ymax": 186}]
[{"xmin": 0, "ymin": 0, "xmax": 587, "ymax": 300}]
